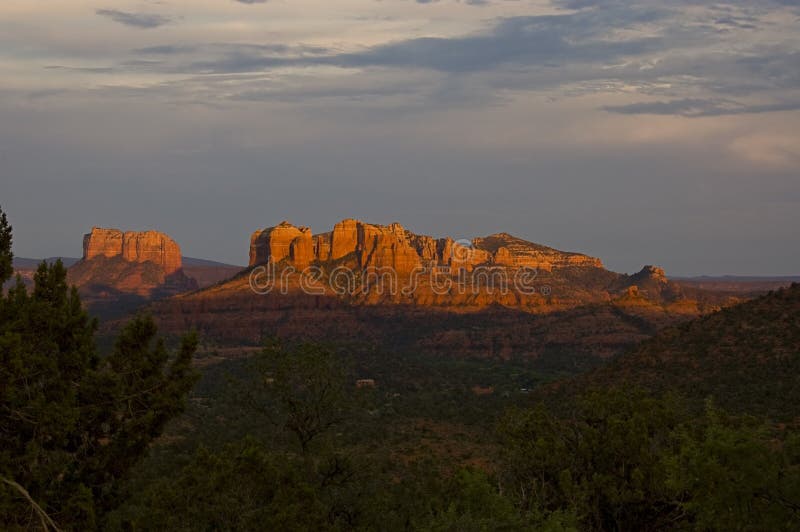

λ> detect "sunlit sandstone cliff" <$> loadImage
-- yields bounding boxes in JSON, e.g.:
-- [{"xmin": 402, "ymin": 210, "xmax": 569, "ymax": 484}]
[
  {"xmin": 178, "ymin": 218, "xmax": 719, "ymax": 313},
  {"xmin": 249, "ymin": 219, "xmax": 602, "ymax": 274},
  {"xmin": 68, "ymin": 227, "xmax": 197, "ymax": 301},
  {"xmin": 113, "ymin": 219, "xmax": 735, "ymax": 359},
  {"xmin": 83, "ymin": 227, "xmax": 183, "ymax": 275}
]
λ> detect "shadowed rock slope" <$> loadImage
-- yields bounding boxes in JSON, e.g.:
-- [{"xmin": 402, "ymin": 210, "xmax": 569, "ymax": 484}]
[{"xmin": 68, "ymin": 228, "xmax": 197, "ymax": 315}]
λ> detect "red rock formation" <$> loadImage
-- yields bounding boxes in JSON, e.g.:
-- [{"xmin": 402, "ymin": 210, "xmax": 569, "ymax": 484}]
[
  {"xmin": 472, "ymin": 233, "xmax": 603, "ymax": 271},
  {"xmin": 409, "ymin": 233, "xmax": 438, "ymax": 263},
  {"xmin": 83, "ymin": 227, "xmax": 123, "ymax": 259},
  {"xmin": 493, "ymin": 246, "xmax": 514, "ymax": 266},
  {"xmin": 250, "ymin": 221, "xmax": 306, "ymax": 266},
  {"xmin": 70, "ymin": 227, "xmax": 196, "ymax": 309},
  {"xmin": 83, "ymin": 227, "xmax": 182, "ymax": 274},
  {"xmin": 313, "ymin": 233, "xmax": 332, "ymax": 262},
  {"xmin": 250, "ymin": 219, "xmax": 589, "ymax": 275},
  {"xmin": 290, "ymin": 228, "xmax": 314, "ymax": 269},
  {"xmin": 331, "ymin": 219, "xmax": 360, "ymax": 261},
  {"xmin": 358, "ymin": 222, "xmax": 421, "ymax": 273},
  {"xmin": 236, "ymin": 218, "xmax": 630, "ymax": 310}
]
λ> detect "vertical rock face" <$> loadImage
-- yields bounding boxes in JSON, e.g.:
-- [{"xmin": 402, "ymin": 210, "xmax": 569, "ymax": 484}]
[
  {"xmin": 71, "ymin": 227, "xmax": 196, "ymax": 305},
  {"xmin": 249, "ymin": 222, "xmax": 306, "ymax": 266},
  {"xmin": 357, "ymin": 222, "xmax": 421, "ymax": 273},
  {"xmin": 330, "ymin": 219, "xmax": 360, "ymax": 261},
  {"xmin": 83, "ymin": 228, "xmax": 123, "ymax": 260},
  {"xmin": 247, "ymin": 218, "xmax": 604, "ymax": 278},
  {"xmin": 83, "ymin": 227, "xmax": 182, "ymax": 274},
  {"xmin": 314, "ymin": 233, "xmax": 332, "ymax": 262},
  {"xmin": 409, "ymin": 234, "xmax": 438, "ymax": 262},
  {"xmin": 290, "ymin": 228, "xmax": 315, "ymax": 269}
]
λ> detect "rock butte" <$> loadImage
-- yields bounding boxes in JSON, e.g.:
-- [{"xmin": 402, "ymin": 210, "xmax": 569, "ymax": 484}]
[
  {"xmin": 249, "ymin": 219, "xmax": 604, "ymax": 273},
  {"xmin": 83, "ymin": 227, "xmax": 182, "ymax": 274},
  {"xmin": 70, "ymin": 227, "xmax": 196, "ymax": 300}
]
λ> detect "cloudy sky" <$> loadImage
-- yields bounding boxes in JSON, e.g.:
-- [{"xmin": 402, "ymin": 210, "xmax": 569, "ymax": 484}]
[{"xmin": 1, "ymin": 0, "xmax": 798, "ymax": 275}]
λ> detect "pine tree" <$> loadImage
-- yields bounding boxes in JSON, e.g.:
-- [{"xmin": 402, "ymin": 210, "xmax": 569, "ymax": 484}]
[
  {"xmin": 0, "ymin": 207, "xmax": 199, "ymax": 530},
  {"xmin": 0, "ymin": 207, "xmax": 11, "ymax": 284}
]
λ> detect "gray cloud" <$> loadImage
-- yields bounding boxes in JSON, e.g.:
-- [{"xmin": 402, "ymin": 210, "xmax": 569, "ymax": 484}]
[
  {"xmin": 136, "ymin": 45, "xmax": 195, "ymax": 55},
  {"xmin": 178, "ymin": 8, "xmax": 669, "ymax": 75},
  {"xmin": 44, "ymin": 65, "xmax": 115, "ymax": 74},
  {"xmin": 96, "ymin": 9, "xmax": 172, "ymax": 29},
  {"xmin": 105, "ymin": 1, "xmax": 798, "ymax": 116},
  {"xmin": 603, "ymin": 98, "xmax": 800, "ymax": 117}
]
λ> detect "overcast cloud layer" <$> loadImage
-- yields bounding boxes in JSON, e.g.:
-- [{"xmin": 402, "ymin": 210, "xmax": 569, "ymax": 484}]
[{"xmin": 1, "ymin": 0, "xmax": 799, "ymax": 275}]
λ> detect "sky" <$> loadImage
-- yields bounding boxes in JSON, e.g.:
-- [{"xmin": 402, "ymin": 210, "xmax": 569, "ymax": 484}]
[{"xmin": 1, "ymin": 0, "xmax": 799, "ymax": 275}]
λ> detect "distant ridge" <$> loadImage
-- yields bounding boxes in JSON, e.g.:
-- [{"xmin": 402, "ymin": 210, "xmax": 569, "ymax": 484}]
[
  {"xmin": 675, "ymin": 275, "xmax": 800, "ymax": 295},
  {"xmin": 13, "ymin": 256, "xmax": 242, "ymax": 270},
  {"xmin": 13, "ymin": 257, "xmax": 79, "ymax": 269},
  {"xmin": 182, "ymin": 257, "xmax": 245, "ymax": 268},
  {"xmin": 675, "ymin": 275, "xmax": 800, "ymax": 282}
]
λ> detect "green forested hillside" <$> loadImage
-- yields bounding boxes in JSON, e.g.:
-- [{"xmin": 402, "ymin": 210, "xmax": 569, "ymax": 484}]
[{"xmin": 567, "ymin": 284, "xmax": 800, "ymax": 420}]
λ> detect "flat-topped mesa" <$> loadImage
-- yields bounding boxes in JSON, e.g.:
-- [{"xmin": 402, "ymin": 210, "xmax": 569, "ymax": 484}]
[{"xmin": 82, "ymin": 227, "xmax": 182, "ymax": 274}]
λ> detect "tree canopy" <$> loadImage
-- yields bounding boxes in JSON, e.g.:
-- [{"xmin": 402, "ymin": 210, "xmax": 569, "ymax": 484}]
[{"xmin": 0, "ymin": 206, "xmax": 198, "ymax": 530}]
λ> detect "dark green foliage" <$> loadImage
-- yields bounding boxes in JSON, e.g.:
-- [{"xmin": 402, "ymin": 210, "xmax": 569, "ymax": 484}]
[
  {"xmin": 499, "ymin": 389, "xmax": 685, "ymax": 531},
  {"xmin": 0, "ymin": 207, "xmax": 199, "ymax": 530},
  {"xmin": 0, "ymin": 260, "xmax": 99, "ymax": 529},
  {"xmin": 562, "ymin": 284, "xmax": 800, "ymax": 419},
  {"xmin": 498, "ymin": 389, "xmax": 800, "ymax": 531},
  {"xmin": 74, "ymin": 315, "xmax": 198, "ymax": 507},
  {"xmin": 108, "ymin": 439, "xmax": 535, "ymax": 532},
  {"xmin": 246, "ymin": 339, "xmax": 355, "ymax": 454},
  {"xmin": 665, "ymin": 402, "xmax": 800, "ymax": 531},
  {"xmin": 107, "ymin": 316, "xmax": 800, "ymax": 532},
  {"xmin": 0, "ymin": 207, "xmax": 12, "ymax": 284},
  {"xmin": 107, "ymin": 439, "xmax": 331, "ymax": 531},
  {"xmin": 115, "ymin": 382, "xmax": 800, "ymax": 531}
]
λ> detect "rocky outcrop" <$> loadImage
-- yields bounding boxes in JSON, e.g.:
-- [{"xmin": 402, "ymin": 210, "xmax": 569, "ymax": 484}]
[
  {"xmin": 228, "ymin": 218, "xmax": 740, "ymax": 316},
  {"xmin": 70, "ymin": 227, "xmax": 196, "ymax": 308},
  {"xmin": 472, "ymin": 233, "xmax": 604, "ymax": 271},
  {"xmin": 313, "ymin": 233, "xmax": 332, "ymax": 262},
  {"xmin": 330, "ymin": 219, "xmax": 360, "ymax": 261},
  {"xmin": 357, "ymin": 222, "xmax": 421, "ymax": 273},
  {"xmin": 83, "ymin": 227, "xmax": 182, "ymax": 274},
  {"xmin": 250, "ymin": 222, "xmax": 307, "ymax": 266},
  {"xmin": 634, "ymin": 265, "xmax": 667, "ymax": 283},
  {"xmin": 247, "ymin": 219, "xmax": 602, "ymax": 276},
  {"xmin": 290, "ymin": 228, "xmax": 315, "ymax": 269}
]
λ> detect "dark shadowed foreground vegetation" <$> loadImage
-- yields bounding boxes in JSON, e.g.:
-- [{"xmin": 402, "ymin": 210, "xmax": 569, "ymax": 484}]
[
  {"xmin": 563, "ymin": 283, "xmax": 800, "ymax": 420},
  {"xmin": 1, "ymin": 206, "xmax": 799, "ymax": 531},
  {"xmin": 0, "ymin": 208, "xmax": 199, "ymax": 529}
]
